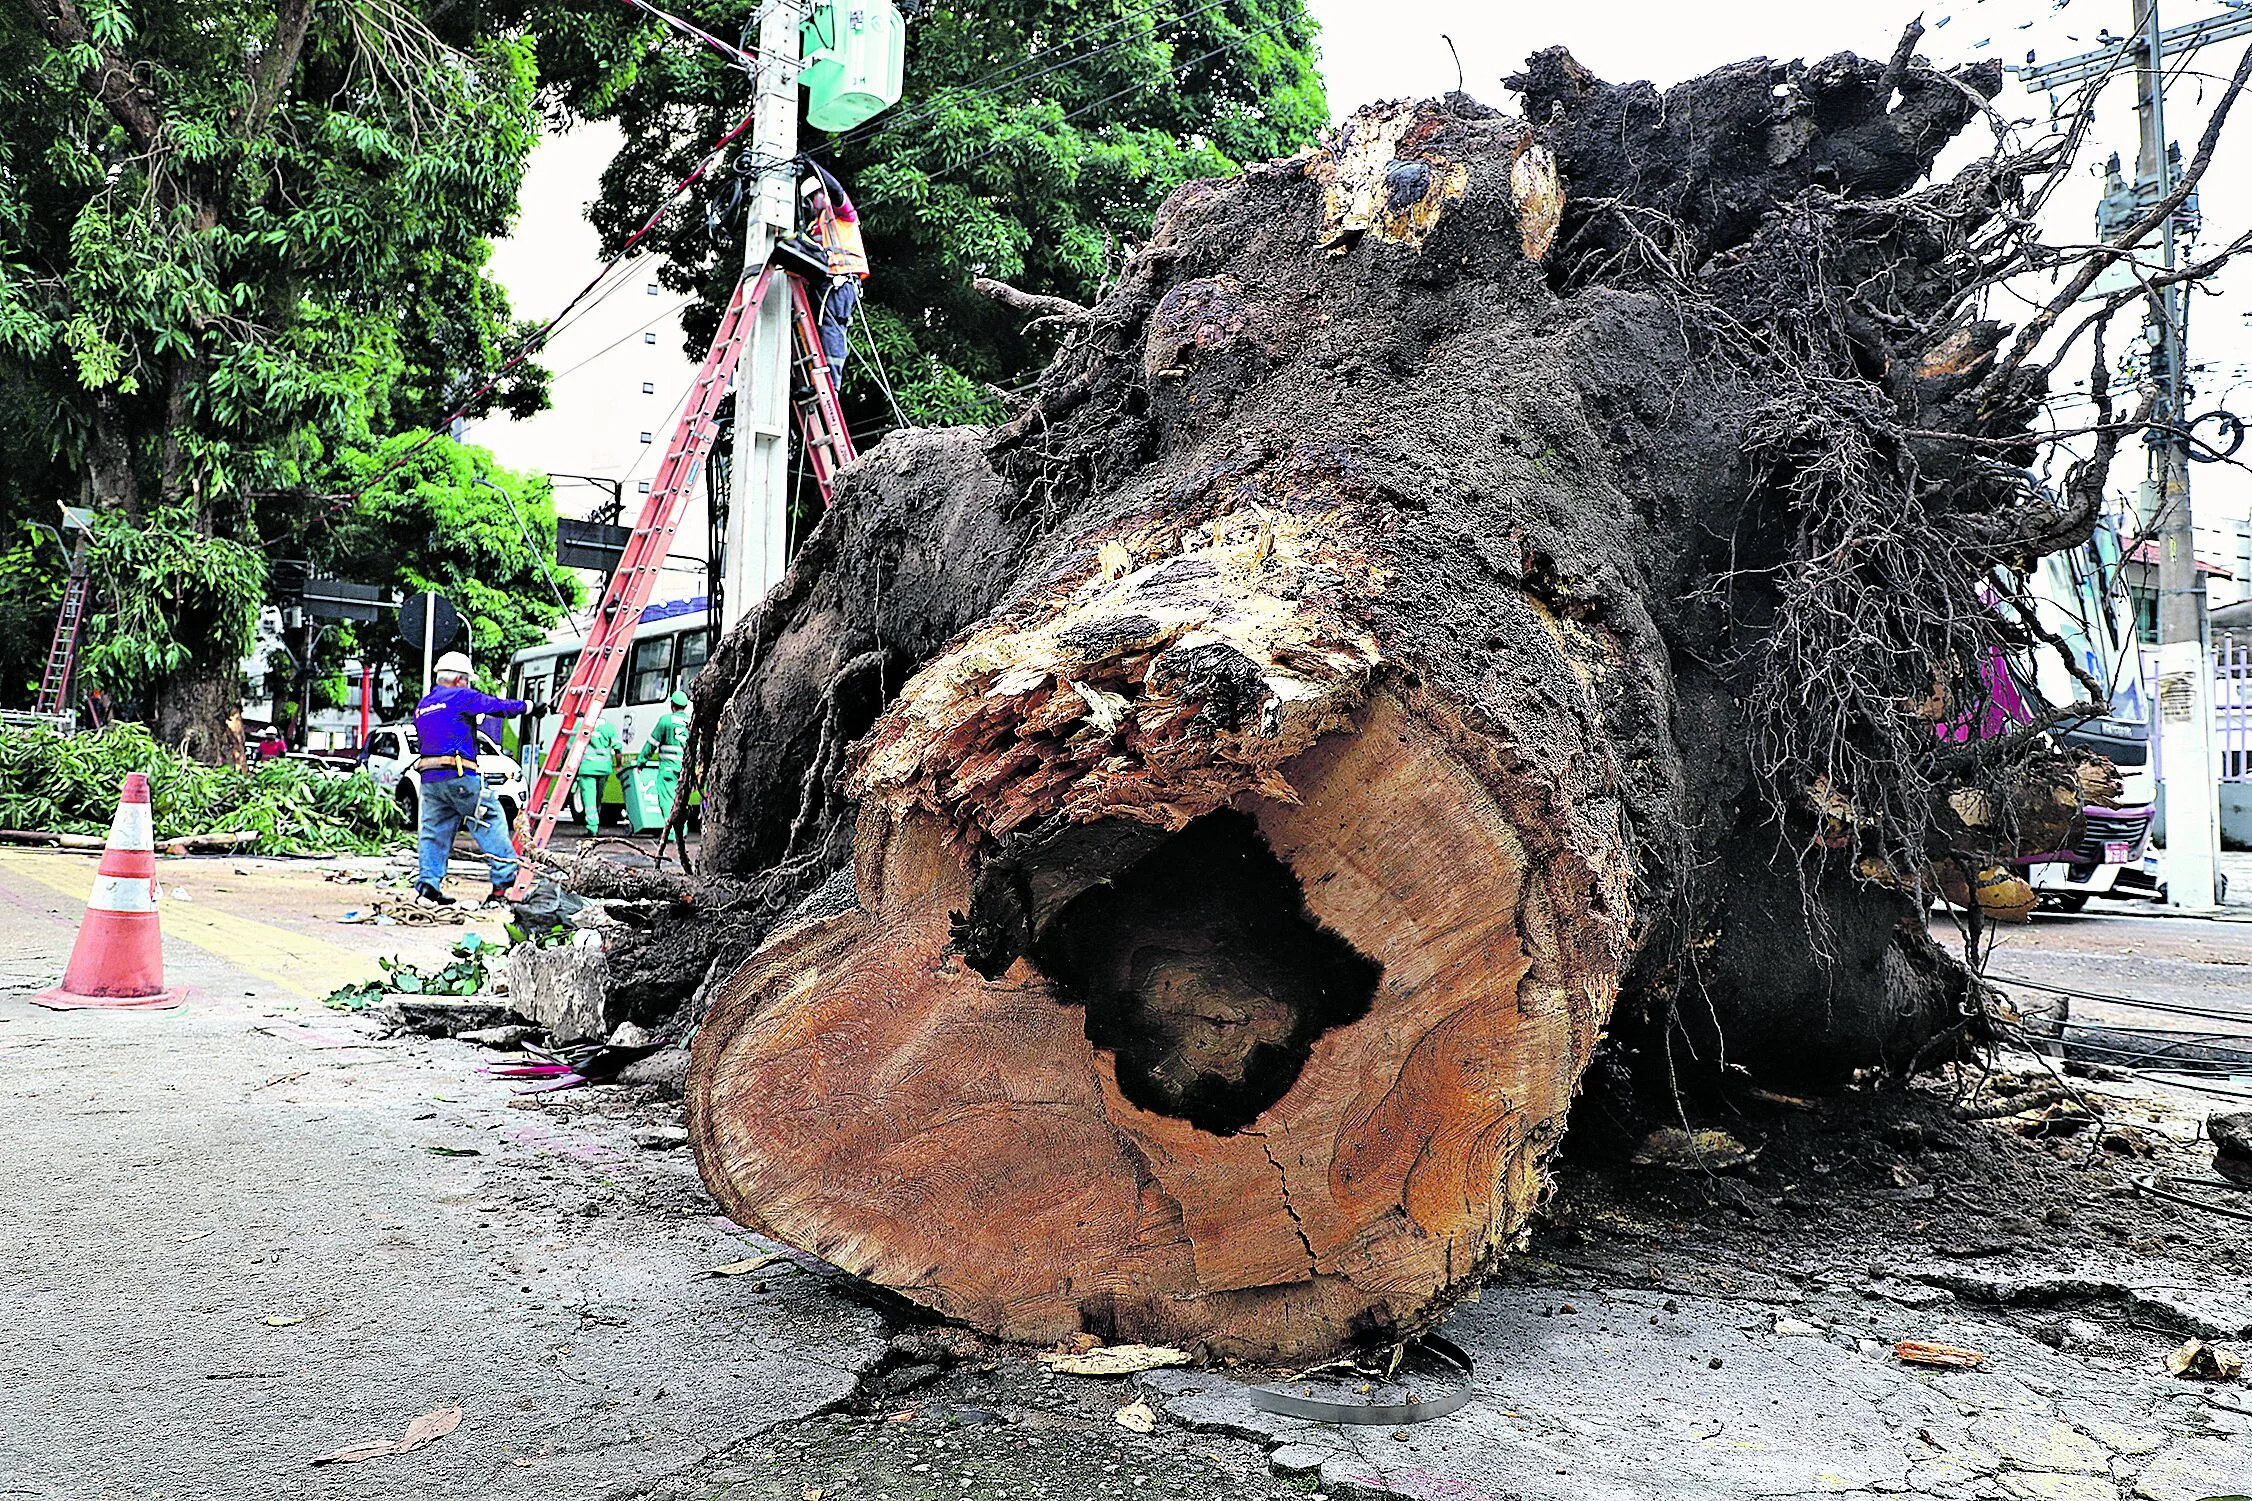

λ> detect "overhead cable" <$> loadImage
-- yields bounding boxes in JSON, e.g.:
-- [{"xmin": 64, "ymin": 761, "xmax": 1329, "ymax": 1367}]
[
  {"xmin": 617, "ymin": 0, "xmax": 759, "ymax": 71},
  {"xmin": 326, "ymin": 106, "xmax": 762, "ymax": 523}
]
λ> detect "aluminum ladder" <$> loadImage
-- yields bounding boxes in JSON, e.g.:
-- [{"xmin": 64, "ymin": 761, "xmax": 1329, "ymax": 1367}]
[{"xmin": 35, "ymin": 539, "xmax": 90, "ymax": 717}]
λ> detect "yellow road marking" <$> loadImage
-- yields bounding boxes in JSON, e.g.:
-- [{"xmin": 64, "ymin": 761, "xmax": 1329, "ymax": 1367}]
[{"xmin": 0, "ymin": 851, "xmax": 372, "ymax": 1000}]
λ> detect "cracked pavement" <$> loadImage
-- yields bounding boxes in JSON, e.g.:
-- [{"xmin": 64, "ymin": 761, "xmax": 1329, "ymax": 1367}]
[{"xmin": 5, "ymin": 849, "xmax": 2251, "ymax": 1501}]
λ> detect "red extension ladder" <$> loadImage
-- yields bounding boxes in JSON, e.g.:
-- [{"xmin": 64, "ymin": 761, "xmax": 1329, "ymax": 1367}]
[
  {"xmin": 521, "ymin": 264, "xmax": 857, "ymax": 853},
  {"xmin": 35, "ymin": 537, "xmax": 90, "ymax": 717}
]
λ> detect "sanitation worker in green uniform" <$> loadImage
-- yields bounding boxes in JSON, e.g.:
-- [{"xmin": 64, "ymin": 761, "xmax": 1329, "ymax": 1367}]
[
  {"xmin": 576, "ymin": 719, "xmax": 621, "ymax": 834},
  {"xmin": 643, "ymin": 690, "xmax": 689, "ymax": 820}
]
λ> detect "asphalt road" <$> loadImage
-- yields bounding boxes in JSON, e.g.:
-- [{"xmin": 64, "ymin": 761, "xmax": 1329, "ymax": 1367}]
[
  {"xmin": 1977, "ymin": 871, "xmax": 2252, "ymax": 1099},
  {"xmin": 6, "ymin": 848, "xmax": 2251, "ymax": 1501},
  {"xmin": 0, "ymin": 847, "xmax": 883, "ymax": 1500}
]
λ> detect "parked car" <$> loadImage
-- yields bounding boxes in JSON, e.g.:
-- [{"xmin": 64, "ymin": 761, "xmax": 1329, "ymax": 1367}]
[{"xmin": 359, "ymin": 723, "xmax": 523, "ymax": 827}]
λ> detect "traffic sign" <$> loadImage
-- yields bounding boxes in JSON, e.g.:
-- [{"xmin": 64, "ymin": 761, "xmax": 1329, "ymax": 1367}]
[
  {"xmin": 305, "ymin": 578, "xmax": 384, "ymax": 623},
  {"xmin": 399, "ymin": 592, "xmax": 460, "ymax": 651}
]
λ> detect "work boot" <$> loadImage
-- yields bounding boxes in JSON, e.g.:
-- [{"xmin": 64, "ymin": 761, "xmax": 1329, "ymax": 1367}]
[
  {"xmin": 477, "ymin": 884, "xmax": 514, "ymax": 911},
  {"xmin": 415, "ymin": 883, "xmax": 455, "ymax": 907}
]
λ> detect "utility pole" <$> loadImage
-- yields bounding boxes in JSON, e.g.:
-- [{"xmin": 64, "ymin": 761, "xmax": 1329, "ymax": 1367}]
[
  {"xmin": 2023, "ymin": 2, "xmax": 2236, "ymax": 908},
  {"xmin": 721, "ymin": 0, "xmax": 804, "ymax": 633},
  {"xmin": 2134, "ymin": 0, "xmax": 2221, "ymax": 910}
]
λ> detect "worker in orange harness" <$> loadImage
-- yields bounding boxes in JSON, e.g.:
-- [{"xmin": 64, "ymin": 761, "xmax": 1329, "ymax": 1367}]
[{"xmin": 797, "ymin": 167, "xmax": 869, "ymax": 371}]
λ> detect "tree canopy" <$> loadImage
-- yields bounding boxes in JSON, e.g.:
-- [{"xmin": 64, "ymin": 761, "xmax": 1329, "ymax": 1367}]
[
  {"xmin": 318, "ymin": 436, "xmax": 582, "ymax": 712},
  {"xmin": 587, "ymin": 0, "xmax": 1327, "ymax": 429},
  {"xmin": 0, "ymin": 0, "xmax": 1328, "ymax": 752},
  {"xmin": 0, "ymin": 0, "xmax": 559, "ymax": 753}
]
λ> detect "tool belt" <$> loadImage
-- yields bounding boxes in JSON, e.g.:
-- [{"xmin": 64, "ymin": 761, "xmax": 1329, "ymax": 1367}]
[{"xmin": 415, "ymin": 754, "xmax": 475, "ymax": 775}]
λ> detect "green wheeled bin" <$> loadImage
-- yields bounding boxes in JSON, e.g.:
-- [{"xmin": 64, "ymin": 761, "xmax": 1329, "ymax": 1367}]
[{"xmin": 619, "ymin": 763, "xmax": 667, "ymax": 834}]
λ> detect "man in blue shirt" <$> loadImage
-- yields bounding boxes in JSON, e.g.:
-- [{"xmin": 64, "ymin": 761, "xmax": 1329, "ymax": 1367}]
[{"xmin": 414, "ymin": 651, "xmax": 529, "ymax": 907}]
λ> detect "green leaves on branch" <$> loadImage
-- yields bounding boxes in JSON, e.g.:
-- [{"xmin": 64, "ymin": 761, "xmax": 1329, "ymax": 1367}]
[
  {"xmin": 585, "ymin": 0, "xmax": 1326, "ymax": 431},
  {"xmin": 322, "ymin": 435, "xmax": 582, "ymax": 702},
  {"xmin": 0, "ymin": 723, "xmax": 402, "ymax": 853},
  {"xmin": 77, "ymin": 508, "xmax": 265, "ymax": 701},
  {"xmin": 0, "ymin": 3, "xmax": 549, "ymax": 739},
  {"xmin": 323, "ymin": 936, "xmax": 499, "ymax": 1010}
]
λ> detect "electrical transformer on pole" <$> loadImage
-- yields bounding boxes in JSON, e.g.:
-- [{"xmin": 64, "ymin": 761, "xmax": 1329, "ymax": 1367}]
[{"xmin": 719, "ymin": 2, "xmax": 907, "ymax": 635}]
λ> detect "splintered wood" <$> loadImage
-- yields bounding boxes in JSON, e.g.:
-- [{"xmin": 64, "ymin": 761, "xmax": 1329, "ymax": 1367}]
[{"xmin": 852, "ymin": 507, "xmax": 1385, "ymax": 847}]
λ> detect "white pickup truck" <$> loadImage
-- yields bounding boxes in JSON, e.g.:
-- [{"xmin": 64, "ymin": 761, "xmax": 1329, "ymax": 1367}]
[
  {"xmin": 2022, "ymin": 715, "xmax": 2158, "ymax": 911},
  {"xmin": 359, "ymin": 723, "xmax": 525, "ymax": 828}
]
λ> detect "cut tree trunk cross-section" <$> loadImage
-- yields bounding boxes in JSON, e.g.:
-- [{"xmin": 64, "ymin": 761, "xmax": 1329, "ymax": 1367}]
[
  {"xmin": 690, "ymin": 500, "xmax": 1629, "ymax": 1359},
  {"xmin": 681, "ymin": 42, "xmax": 2113, "ymax": 1361}
]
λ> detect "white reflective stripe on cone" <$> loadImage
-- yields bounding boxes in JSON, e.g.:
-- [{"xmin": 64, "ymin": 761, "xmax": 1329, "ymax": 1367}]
[
  {"xmin": 107, "ymin": 802, "xmax": 154, "ymax": 852},
  {"xmin": 87, "ymin": 873, "xmax": 156, "ymax": 914}
]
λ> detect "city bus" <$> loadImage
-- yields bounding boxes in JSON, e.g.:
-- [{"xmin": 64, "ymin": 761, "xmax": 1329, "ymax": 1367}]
[{"xmin": 504, "ymin": 595, "xmax": 713, "ymax": 820}]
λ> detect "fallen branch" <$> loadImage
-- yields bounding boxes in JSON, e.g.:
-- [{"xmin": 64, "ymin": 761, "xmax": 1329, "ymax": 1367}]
[
  {"xmin": 1, "ymin": 827, "xmax": 259, "ymax": 853},
  {"xmin": 1953, "ymin": 1085, "xmax": 2077, "ymax": 1120},
  {"xmin": 159, "ymin": 831, "xmax": 259, "ymax": 853},
  {"xmin": 0, "ymin": 829, "xmax": 107, "ymax": 850},
  {"xmin": 972, "ymin": 276, "xmax": 1089, "ymax": 329}
]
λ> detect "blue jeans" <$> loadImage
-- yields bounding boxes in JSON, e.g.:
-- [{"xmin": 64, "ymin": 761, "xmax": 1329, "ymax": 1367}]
[
  {"xmin": 818, "ymin": 276, "xmax": 857, "ymax": 370},
  {"xmin": 417, "ymin": 773, "xmax": 518, "ymax": 890}
]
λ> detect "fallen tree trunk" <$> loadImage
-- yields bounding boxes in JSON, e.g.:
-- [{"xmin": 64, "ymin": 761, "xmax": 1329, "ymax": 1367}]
[
  {"xmin": 678, "ymin": 41, "xmax": 2124, "ymax": 1359},
  {"xmin": 692, "ymin": 511, "xmax": 1632, "ymax": 1354}
]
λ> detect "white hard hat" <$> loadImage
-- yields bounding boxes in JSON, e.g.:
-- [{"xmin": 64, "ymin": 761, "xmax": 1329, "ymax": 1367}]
[
  {"xmin": 434, "ymin": 651, "xmax": 474, "ymax": 677},
  {"xmin": 800, "ymin": 175, "xmax": 825, "ymax": 199}
]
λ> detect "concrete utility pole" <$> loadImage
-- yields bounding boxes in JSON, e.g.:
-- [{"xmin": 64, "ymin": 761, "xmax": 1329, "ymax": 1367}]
[
  {"xmin": 2132, "ymin": 0, "xmax": 2222, "ymax": 909},
  {"xmin": 2025, "ymin": 2, "xmax": 2235, "ymax": 907},
  {"xmin": 721, "ymin": 0, "xmax": 805, "ymax": 633}
]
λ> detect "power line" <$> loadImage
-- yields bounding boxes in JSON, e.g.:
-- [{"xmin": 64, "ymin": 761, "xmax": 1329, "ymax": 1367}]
[
  {"xmin": 321, "ymin": 106, "xmax": 762, "ymax": 528},
  {"xmin": 616, "ymin": 0, "xmax": 758, "ymax": 72},
  {"xmin": 850, "ymin": 297, "xmax": 911, "ymax": 430},
  {"xmin": 550, "ymin": 295, "xmax": 697, "ymax": 383},
  {"xmin": 1989, "ymin": 970, "xmax": 2252, "ymax": 1026}
]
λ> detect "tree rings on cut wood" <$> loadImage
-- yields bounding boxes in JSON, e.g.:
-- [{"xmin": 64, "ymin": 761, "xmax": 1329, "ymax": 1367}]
[{"xmin": 688, "ymin": 506, "xmax": 1628, "ymax": 1359}]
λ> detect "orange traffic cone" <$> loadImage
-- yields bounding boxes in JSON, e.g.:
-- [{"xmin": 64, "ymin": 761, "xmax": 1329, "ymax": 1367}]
[{"xmin": 35, "ymin": 771, "xmax": 189, "ymax": 1010}]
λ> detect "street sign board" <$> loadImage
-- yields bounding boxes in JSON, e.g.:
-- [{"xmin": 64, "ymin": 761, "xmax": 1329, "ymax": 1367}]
[
  {"xmin": 304, "ymin": 578, "xmax": 384, "ymax": 623},
  {"xmin": 399, "ymin": 591, "xmax": 460, "ymax": 651},
  {"xmin": 557, "ymin": 518, "xmax": 633, "ymax": 573}
]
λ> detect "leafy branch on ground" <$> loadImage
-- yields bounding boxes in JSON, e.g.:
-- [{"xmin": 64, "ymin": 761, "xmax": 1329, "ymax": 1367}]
[
  {"xmin": 0, "ymin": 723, "xmax": 403, "ymax": 853},
  {"xmin": 322, "ymin": 933, "xmax": 498, "ymax": 1010}
]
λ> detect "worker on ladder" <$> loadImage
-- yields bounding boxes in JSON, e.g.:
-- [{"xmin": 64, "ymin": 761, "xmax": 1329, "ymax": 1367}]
[
  {"xmin": 640, "ymin": 690, "xmax": 690, "ymax": 822},
  {"xmin": 796, "ymin": 165, "xmax": 869, "ymax": 370}
]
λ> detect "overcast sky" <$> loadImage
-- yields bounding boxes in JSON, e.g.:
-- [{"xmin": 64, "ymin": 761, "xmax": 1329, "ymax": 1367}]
[{"xmin": 1302, "ymin": 0, "xmax": 2252, "ymax": 577}]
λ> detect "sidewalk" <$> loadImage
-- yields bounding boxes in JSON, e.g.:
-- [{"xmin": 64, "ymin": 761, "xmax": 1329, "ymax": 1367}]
[{"xmin": 0, "ymin": 851, "xmax": 883, "ymax": 1499}]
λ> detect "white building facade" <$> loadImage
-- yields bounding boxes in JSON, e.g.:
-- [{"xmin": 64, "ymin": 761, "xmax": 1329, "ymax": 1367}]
[{"xmin": 467, "ymin": 121, "xmax": 711, "ymax": 610}]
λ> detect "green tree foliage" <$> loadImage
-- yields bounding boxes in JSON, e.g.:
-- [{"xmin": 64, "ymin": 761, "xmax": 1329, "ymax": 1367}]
[
  {"xmin": 318, "ymin": 436, "xmax": 582, "ymax": 713},
  {"xmin": 0, "ymin": 722, "xmax": 401, "ymax": 851},
  {"xmin": 0, "ymin": 0, "xmax": 553, "ymax": 754},
  {"xmin": 586, "ymin": 0, "xmax": 1326, "ymax": 428}
]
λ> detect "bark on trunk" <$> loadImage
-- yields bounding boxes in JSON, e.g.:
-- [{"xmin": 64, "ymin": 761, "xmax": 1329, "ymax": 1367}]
[
  {"xmin": 679, "ymin": 46, "xmax": 2112, "ymax": 1359},
  {"xmin": 154, "ymin": 651, "xmax": 244, "ymax": 768}
]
